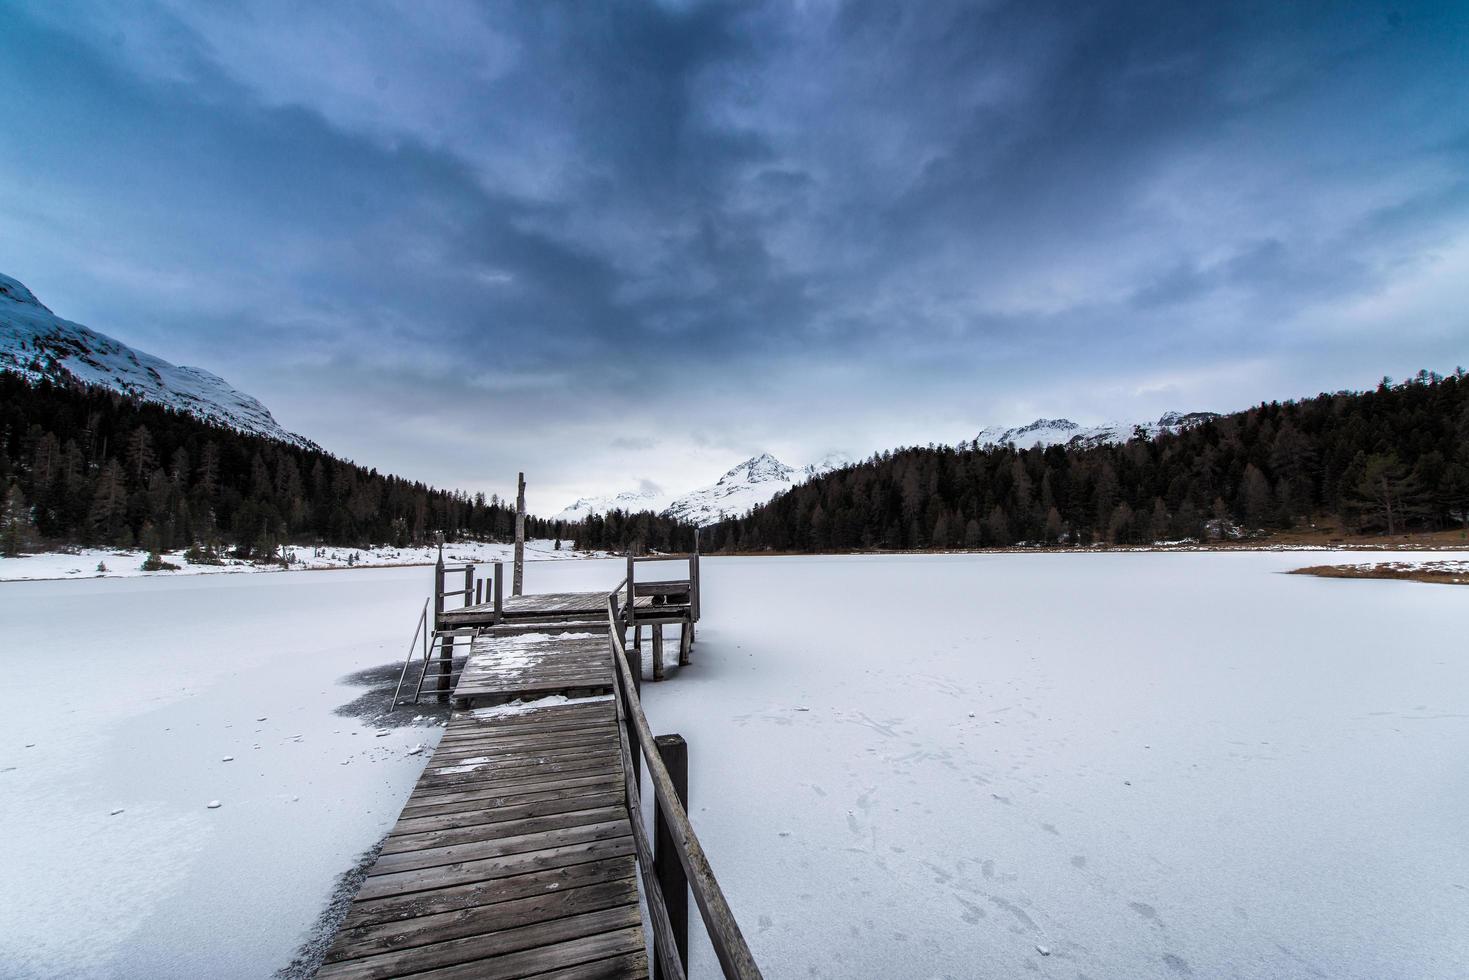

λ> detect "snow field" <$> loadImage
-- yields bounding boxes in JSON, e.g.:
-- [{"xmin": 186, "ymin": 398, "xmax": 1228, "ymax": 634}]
[
  {"xmin": 4, "ymin": 552, "xmax": 1468, "ymax": 978},
  {"xmin": 637, "ymin": 551, "xmax": 1469, "ymax": 979}
]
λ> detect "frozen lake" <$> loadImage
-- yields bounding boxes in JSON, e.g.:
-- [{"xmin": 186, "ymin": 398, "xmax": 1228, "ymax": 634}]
[
  {"xmin": 644, "ymin": 552, "xmax": 1469, "ymax": 979},
  {"xmin": 2, "ymin": 552, "xmax": 1467, "ymax": 978}
]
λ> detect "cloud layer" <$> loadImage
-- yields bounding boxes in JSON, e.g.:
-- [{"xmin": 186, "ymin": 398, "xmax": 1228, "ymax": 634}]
[{"xmin": 3, "ymin": 1, "xmax": 1466, "ymax": 508}]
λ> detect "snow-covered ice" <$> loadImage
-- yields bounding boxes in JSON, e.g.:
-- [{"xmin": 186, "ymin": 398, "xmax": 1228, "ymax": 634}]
[
  {"xmin": 0, "ymin": 565, "xmax": 470, "ymax": 978},
  {"xmin": 5, "ymin": 551, "xmax": 1468, "ymax": 978},
  {"xmin": 637, "ymin": 551, "xmax": 1469, "ymax": 979}
]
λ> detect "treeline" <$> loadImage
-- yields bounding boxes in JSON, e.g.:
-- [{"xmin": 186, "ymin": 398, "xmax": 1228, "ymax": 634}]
[
  {"xmin": 705, "ymin": 370, "xmax": 1469, "ymax": 552},
  {"xmin": 0, "ymin": 371, "xmax": 628, "ymax": 557},
  {"xmin": 574, "ymin": 509, "xmax": 697, "ymax": 554}
]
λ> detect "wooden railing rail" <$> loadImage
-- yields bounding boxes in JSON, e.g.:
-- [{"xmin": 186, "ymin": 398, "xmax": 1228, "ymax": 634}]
[{"xmin": 604, "ymin": 593, "xmax": 762, "ymax": 980}]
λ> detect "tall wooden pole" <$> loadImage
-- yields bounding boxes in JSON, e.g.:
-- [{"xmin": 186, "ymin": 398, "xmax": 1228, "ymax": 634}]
[{"xmin": 513, "ymin": 472, "xmax": 526, "ymax": 597}]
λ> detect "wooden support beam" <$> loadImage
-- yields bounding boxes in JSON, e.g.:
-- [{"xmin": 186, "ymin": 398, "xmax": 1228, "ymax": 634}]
[
  {"xmin": 437, "ymin": 633, "xmax": 453, "ymax": 703},
  {"xmin": 652, "ymin": 624, "xmax": 665, "ymax": 681},
  {"xmin": 654, "ymin": 734, "xmax": 690, "ymax": 979},
  {"xmin": 494, "ymin": 561, "xmax": 504, "ymax": 623},
  {"xmin": 475, "ymin": 580, "xmax": 483, "ymax": 605},
  {"xmin": 463, "ymin": 565, "xmax": 473, "ymax": 611},
  {"xmin": 513, "ymin": 472, "xmax": 526, "ymax": 597},
  {"xmin": 679, "ymin": 619, "xmax": 692, "ymax": 666}
]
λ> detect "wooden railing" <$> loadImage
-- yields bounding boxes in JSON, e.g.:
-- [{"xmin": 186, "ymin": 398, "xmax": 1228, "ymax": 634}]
[
  {"xmin": 625, "ymin": 552, "xmax": 701, "ymax": 643},
  {"xmin": 604, "ymin": 592, "xmax": 761, "ymax": 980},
  {"xmin": 432, "ymin": 557, "xmax": 503, "ymax": 628}
]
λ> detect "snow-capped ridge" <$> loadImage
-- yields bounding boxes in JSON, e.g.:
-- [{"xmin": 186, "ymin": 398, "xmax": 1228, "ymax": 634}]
[
  {"xmin": 0, "ymin": 272, "xmax": 315, "ymax": 449},
  {"xmin": 974, "ymin": 412, "xmax": 1218, "ymax": 450},
  {"xmin": 559, "ymin": 449, "xmax": 854, "ymax": 527},
  {"xmin": 552, "ymin": 487, "xmax": 669, "ymax": 524}
]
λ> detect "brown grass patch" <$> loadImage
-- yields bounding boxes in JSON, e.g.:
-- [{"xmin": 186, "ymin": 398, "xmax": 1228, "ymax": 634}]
[{"xmin": 1289, "ymin": 561, "xmax": 1469, "ymax": 586}]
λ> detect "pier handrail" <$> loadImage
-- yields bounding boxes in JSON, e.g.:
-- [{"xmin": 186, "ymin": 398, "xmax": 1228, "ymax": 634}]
[
  {"xmin": 604, "ymin": 592, "xmax": 762, "ymax": 980},
  {"xmin": 389, "ymin": 596, "xmax": 432, "ymax": 707}
]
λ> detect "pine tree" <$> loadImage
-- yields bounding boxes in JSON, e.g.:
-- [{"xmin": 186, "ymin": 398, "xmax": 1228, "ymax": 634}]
[{"xmin": 2, "ymin": 483, "xmax": 36, "ymax": 556}]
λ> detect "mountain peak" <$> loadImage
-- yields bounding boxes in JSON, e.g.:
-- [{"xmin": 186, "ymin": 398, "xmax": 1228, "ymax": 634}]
[
  {"xmin": 0, "ymin": 272, "xmax": 315, "ymax": 450},
  {"xmin": 722, "ymin": 452, "xmax": 795, "ymax": 484},
  {"xmin": 0, "ymin": 273, "xmax": 49, "ymax": 313}
]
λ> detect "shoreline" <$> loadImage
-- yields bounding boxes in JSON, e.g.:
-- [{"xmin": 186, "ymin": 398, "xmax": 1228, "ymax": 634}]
[
  {"xmin": 7, "ymin": 535, "xmax": 1469, "ymax": 583},
  {"xmin": 0, "ymin": 539, "xmax": 607, "ymax": 584}
]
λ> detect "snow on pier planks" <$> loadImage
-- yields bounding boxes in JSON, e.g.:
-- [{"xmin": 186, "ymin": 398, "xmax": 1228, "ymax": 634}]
[
  {"xmin": 317, "ymin": 696, "xmax": 648, "ymax": 979},
  {"xmin": 452, "ymin": 632, "xmax": 613, "ymax": 709},
  {"xmin": 439, "ymin": 590, "xmax": 687, "ymax": 628}
]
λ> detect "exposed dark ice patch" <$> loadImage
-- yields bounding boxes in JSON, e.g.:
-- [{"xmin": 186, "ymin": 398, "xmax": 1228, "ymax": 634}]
[
  {"xmin": 333, "ymin": 661, "xmax": 453, "ymax": 727},
  {"xmin": 273, "ymin": 836, "xmax": 384, "ymax": 979}
]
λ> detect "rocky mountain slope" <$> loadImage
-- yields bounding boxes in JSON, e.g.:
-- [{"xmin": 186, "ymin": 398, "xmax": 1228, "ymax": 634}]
[{"xmin": 0, "ymin": 272, "xmax": 314, "ymax": 449}]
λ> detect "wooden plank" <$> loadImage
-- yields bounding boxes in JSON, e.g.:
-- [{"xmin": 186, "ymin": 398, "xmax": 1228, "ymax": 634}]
[
  {"xmin": 354, "ymin": 834, "xmax": 635, "ymax": 903},
  {"xmin": 390, "ymin": 791, "xmax": 625, "ymax": 838},
  {"xmin": 386, "ymin": 928, "xmax": 648, "ymax": 980},
  {"xmin": 519, "ymin": 950, "xmax": 649, "ymax": 980},
  {"xmin": 381, "ymin": 806, "xmax": 629, "ymax": 856},
  {"xmin": 316, "ymin": 907, "xmax": 642, "ymax": 979},
  {"xmin": 340, "ymin": 857, "xmax": 636, "ymax": 931},
  {"xmin": 402, "ymin": 773, "xmax": 623, "ymax": 814},
  {"xmin": 327, "ymin": 877, "xmax": 639, "ymax": 963}
]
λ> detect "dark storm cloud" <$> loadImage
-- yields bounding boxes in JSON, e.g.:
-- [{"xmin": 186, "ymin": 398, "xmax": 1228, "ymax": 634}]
[{"xmin": 2, "ymin": 1, "xmax": 1466, "ymax": 506}]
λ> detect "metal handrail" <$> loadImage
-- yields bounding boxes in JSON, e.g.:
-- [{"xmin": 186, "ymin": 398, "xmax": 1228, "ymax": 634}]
[
  {"xmin": 389, "ymin": 597, "xmax": 431, "ymax": 707},
  {"xmin": 604, "ymin": 593, "xmax": 762, "ymax": 979}
]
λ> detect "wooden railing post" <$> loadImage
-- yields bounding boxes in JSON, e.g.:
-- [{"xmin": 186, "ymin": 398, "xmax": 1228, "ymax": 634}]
[
  {"xmin": 691, "ymin": 552, "xmax": 701, "ymax": 623},
  {"xmin": 493, "ymin": 561, "xmax": 504, "ymax": 623},
  {"xmin": 432, "ymin": 542, "xmax": 445, "ymax": 631},
  {"xmin": 627, "ymin": 555, "xmax": 638, "ymax": 651},
  {"xmin": 463, "ymin": 565, "xmax": 473, "ymax": 610},
  {"xmin": 654, "ymin": 734, "xmax": 690, "ymax": 979},
  {"xmin": 625, "ymin": 645, "xmax": 642, "ymax": 785},
  {"xmin": 475, "ymin": 580, "xmax": 483, "ymax": 605},
  {"xmin": 513, "ymin": 472, "xmax": 526, "ymax": 597}
]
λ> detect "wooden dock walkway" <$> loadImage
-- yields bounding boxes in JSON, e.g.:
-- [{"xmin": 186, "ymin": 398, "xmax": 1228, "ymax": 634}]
[
  {"xmin": 324, "ymin": 554, "xmax": 760, "ymax": 980},
  {"xmin": 317, "ymin": 698, "xmax": 647, "ymax": 979}
]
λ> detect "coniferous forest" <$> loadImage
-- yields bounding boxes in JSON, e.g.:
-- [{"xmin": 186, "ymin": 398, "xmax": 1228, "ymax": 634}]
[
  {"xmin": 704, "ymin": 370, "xmax": 1469, "ymax": 553},
  {"xmin": 0, "ymin": 372, "xmax": 694, "ymax": 557}
]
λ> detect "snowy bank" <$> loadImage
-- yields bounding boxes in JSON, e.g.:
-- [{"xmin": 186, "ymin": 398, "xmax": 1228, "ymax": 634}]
[{"xmin": 0, "ymin": 538, "xmax": 602, "ymax": 583}]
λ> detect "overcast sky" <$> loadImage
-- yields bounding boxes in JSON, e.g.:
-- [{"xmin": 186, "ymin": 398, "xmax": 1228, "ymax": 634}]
[{"xmin": 3, "ymin": 1, "xmax": 1466, "ymax": 511}]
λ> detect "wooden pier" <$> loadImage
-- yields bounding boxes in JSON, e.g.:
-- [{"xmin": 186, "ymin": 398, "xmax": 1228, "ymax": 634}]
[{"xmin": 325, "ymin": 555, "xmax": 758, "ymax": 980}]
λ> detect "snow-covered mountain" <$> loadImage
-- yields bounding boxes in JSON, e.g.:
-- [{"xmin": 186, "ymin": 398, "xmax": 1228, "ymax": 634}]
[
  {"xmin": 553, "ymin": 487, "xmax": 671, "ymax": 524},
  {"xmin": 665, "ymin": 451, "xmax": 853, "ymax": 525},
  {"xmin": 556, "ymin": 450, "xmax": 854, "ymax": 527},
  {"xmin": 0, "ymin": 272, "xmax": 314, "ymax": 449},
  {"xmin": 973, "ymin": 412, "xmax": 1219, "ymax": 450}
]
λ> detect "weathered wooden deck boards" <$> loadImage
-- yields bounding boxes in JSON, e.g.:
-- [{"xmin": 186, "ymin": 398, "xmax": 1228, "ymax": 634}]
[
  {"xmin": 453, "ymin": 633, "xmax": 612, "ymax": 708},
  {"xmin": 440, "ymin": 591, "xmax": 690, "ymax": 628},
  {"xmin": 318, "ymin": 698, "xmax": 648, "ymax": 980}
]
